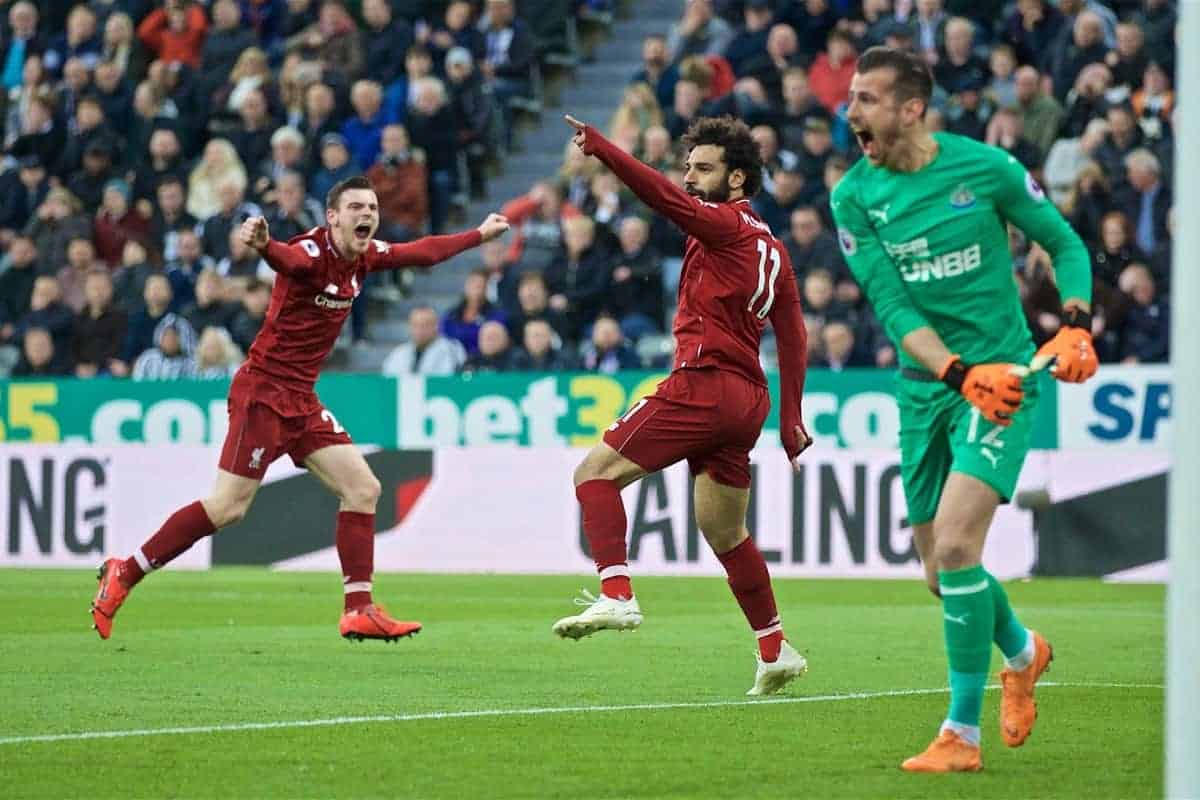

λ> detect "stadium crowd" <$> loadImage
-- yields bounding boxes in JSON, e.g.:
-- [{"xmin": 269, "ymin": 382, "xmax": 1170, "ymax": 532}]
[{"xmin": 0, "ymin": 0, "xmax": 1176, "ymax": 380}]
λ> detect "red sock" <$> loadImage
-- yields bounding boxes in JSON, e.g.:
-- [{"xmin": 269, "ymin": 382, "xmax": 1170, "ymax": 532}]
[
  {"xmin": 717, "ymin": 537, "xmax": 783, "ymax": 662},
  {"xmin": 336, "ymin": 511, "xmax": 375, "ymax": 611},
  {"xmin": 576, "ymin": 479, "xmax": 632, "ymax": 599},
  {"xmin": 122, "ymin": 501, "xmax": 216, "ymax": 588}
]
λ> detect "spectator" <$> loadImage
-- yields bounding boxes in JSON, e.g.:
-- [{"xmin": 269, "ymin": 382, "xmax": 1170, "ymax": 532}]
[
  {"xmin": 945, "ymin": 74, "xmax": 992, "ymax": 141},
  {"xmin": 230, "ymin": 88, "xmax": 277, "ymax": 173},
  {"xmin": 182, "ymin": 269, "xmax": 236, "ymax": 336},
  {"xmin": 44, "ymin": 6, "xmax": 101, "ymax": 78},
  {"xmin": 0, "ymin": 155, "xmax": 49, "ymax": 237},
  {"xmin": 112, "ymin": 240, "xmax": 156, "ymax": 316},
  {"xmin": 801, "ymin": 268, "xmax": 847, "ymax": 325},
  {"xmin": 199, "ymin": 0, "xmax": 257, "ymax": 104},
  {"xmin": 667, "ymin": 0, "xmax": 734, "ymax": 62},
  {"xmin": 632, "ymin": 34, "xmax": 679, "ymax": 110},
  {"xmin": 810, "ymin": 155, "xmax": 848, "ymax": 231},
  {"xmin": 1013, "ymin": 66, "xmax": 1064, "ymax": 163},
  {"xmin": 101, "ymin": 12, "xmax": 137, "ymax": 77},
  {"xmin": 478, "ymin": 238, "xmax": 517, "ymax": 313},
  {"xmin": 0, "ymin": 236, "xmax": 38, "ymax": 342},
  {"xmin": 813, "ymin": 320, "xmax": 864, "ymax": 371},
  {"xmin": 228, "ymin": 278, "xmax": 270, "ymax": 352},
  {"xmin": 368, "ymin": 124, "xmax": 428, "ymax": 240},
  {"xmin": 24, "ymin": 187, "xmax": 92, "ymax": 276},
  {"xmin": 1116, "ymin": 148, "xmax": 1170, "ymax": 256},
  {"xmin": 1132, "ymin": 0, "xmax": 1176, "ymax": 57},
  {"xmin": 214, "ymin": 46, "xmax": 277, "ymax": 117},
  {"xmin": 127, "ymin": 81, "xmax": 180, "ymax": 171},
  {"xmin": 383, "ymin": 44, "xmax": 434, "ymax": 124},
  {"xmin": 201, "ymin": 182, "xmax": 263, "ymax": 263},
  {"xmin": 132, "ymin": 313, "xmax": 198, "ymax": 380},
  {"xmin": 149, "ymin": 175, "xmax": 200, "ymax": 262},
  {"xmin": 664, "ymin": 78, "xmax": 704, "ymax": 140},
  {"xmin": 1091, "ymin": 212, "xmax": 1140, "ymax": 334},
  {"xmin": 193, "ymin": 326, "xmax": 243, "ymax": 378},
  {"xmin": 809, "ymin": 29, "xmax": 858, "ymax": 114},
  {"xmin": 361, "ymin": 0, "xmax": 414, "ymax": 86},
  {"xmin": 579, "ymin": 315, "xmax": 639, "ymax": 374},
  {"xmin": 1106, "ymin": 22, "xmax": 1147, "ymax": 93},
  {"xmin": 92, "ymin": 59, "xmax": 132, "ymax": 133},
  {"xmin": 754, "ymin": 165, "xmax": 807, "ymax": 237},
  {"xmin": 1118, "ymin": 263, "xmax": 1168, "ymax": 364},
  {"xmin": 444, "ymin": 47, "xmax": 493, "ymax": 201},
  {"xmin": 56, "ymin": 95, "xmax": 119, "ymax": 180},
  {"xmin": 285, "ymin": 0, "xmax": 364, "ymax": 81},
  {"xmin": 795, "ymin": 116, "xmax": 834, "ymax": 182},
  {"xmin": 609, "ymin": 83, "xmax": 664, "ymax": 145},
  {"xmin": 985, "ymin": 108, "xmax": 1041, "ymax": 171},
  {"xmin": 137, "ymin": 0, "xmax": 209, "ymax": 68},
  {"xmin": 1044, "ymin": 119, "xmax": 1109, "ymax": 207},
  {"xmin": 18, "ymin": 274, "xmax": 76, "ymax": 356},
  {"xmin": 218, "ymin": 227, "xmax": 268, "ymax": 283},
  {"xmin": 407, "ymin": 76, "xmax": 458, "ymax": 234},
  {"xmin": 264, "ymin": 171, "xmax": 322, "ymax": 242},
  {"xmin": 381, "ymin": 305, "xmax": 467, "ymax": 376},
  {"xmin": 461, "ymin": 320, "xmax": 514, "ymax": 374},
  {"xmin": 985, "ymin": 44, "xmax": 1019, "ymax": 109},
  {"xmin": 1132, "ymin": 61, "xmax": 1173, "ymax": 125},
  {"xmin": 427, "ymin": 1, "xmax": 486, "ymax": 67},
  {"xmin": 68, "ymin": 140, "xmax": 118, "ymax": 215},
  {"xmin": 71, "ymin": 268, "xmax": 127, "ymax": 378},
  {"xmin": 442, "ymin": 268, "xmax": 507, "ymax": 355},
  {"xmin": 187, "ymin": 138, "xmax": 249, "ymax": 220},
  {"xmin": 57, "ymin": 236, "xmax": 100, "ymax": 312},
  {"xmin": 93, "ymin": 180, "xmax": 152, "ymax": 268},
  {"xmin": 167, "ymin": 229, "xmax": 216, "ymax": 309},
  {"xmin": 12, "ymin": 327, "xmax": 71, "ymax": 377},
  {"xmin": 503, "ymin": 181, "xmax": 581, "ymax": 272},
  {"xmin": 343, "ymin": 79, "xmax": 391, "ymax": 171},
  {"xmin": 608, "ymin": 216, "xmax": 663, "ymax": 342},
  {"xmin": 10, "ymin": 96, "xmax": 65, "ymax": 174},
  {"xmin": 776, "ymin": 67, "xmax": 831, "ymax": 155},
  {"xmin": 0, "ymin": 3, "xmax": 45, "ymax": 93},
  {"xmin": 122, "ymin": 272, "xmax": 173, "ymax": 366},
  {"xmin": 934, "ymin": 18, "xmax": 988, "ymax": 92},
  {"xmin": 750, "ymin": 124, "xmax": 798, "ymax": 190},
  {"xmin": 310, "ymin": 133, "xmax": 357, "ymax": 210},
  {"xmin": 546, "ymin": 215, "xmax": 614, "ymax": 337},
  {"xmin": 1094, "ymin": 103, "xmax": 1144, "ymax": 181},
  {"xmin": 1049, "ymin": 11, "xmax": 1108, "ymax": 102},
  {"xmin": 506, "ymin": 270, "xmax": 570, "ymax": 345},
  {"xmin": 748, "ymin": 22, "xmax": 801, "ymax": 105},
  {"xmin": 1003, "ymin": 0, "xmax": 1066, "ymax": 69},
  {"xmin": 56, "ymin": 58, "xmax": 95, "ymax": 131},
  {"xmin": 300, "ymin": 82, "xmax": 341, "ymax": 167},
  {"xmin": 510, "ymin": 318, "xmax": 574, "ymax": 372},
  {"xmin": 724, "ymin": 0, "xmax": 775, "ymax": 78},
  {"xmin": 784, "ymin": 205, "xmax": 846, "ymax": 284}
]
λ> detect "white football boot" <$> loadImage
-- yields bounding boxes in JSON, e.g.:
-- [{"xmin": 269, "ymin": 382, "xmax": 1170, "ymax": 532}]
[
  {"xmin": 552, "ymin": 589, "xmax": 643, "ymax": 639},
  {"xmin": 746, "ymin": 640, "xmax": 808, "ymax": 696}
]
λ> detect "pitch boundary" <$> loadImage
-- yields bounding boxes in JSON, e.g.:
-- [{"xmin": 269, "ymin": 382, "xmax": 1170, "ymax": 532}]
[{"xmin": 0, "ymin": 682, "xmax": 1163, "ymax": 747}]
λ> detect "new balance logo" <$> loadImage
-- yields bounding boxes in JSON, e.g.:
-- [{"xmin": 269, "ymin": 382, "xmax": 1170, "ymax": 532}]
[
  {"xmin": 943, "ymin": 612, "xmax": 970, "ymax": 627},
  {"xmin": 249, "ymin": 447, "xmax": 265, "ymax": 470}
]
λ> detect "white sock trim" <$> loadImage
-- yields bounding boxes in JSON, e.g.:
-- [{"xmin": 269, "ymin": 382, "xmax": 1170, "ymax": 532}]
[
  {"xmin": 755, "ymin": 622, "xmax": 783, "ymax": 639},
  {"xmin": 598, "ymin": 564, "xmax": 630, "ymax": 581},
  {"xmin": 939, "ymin": 579, "xmax": 989, "ymax": 596},
  {"xmin": 1004, "ymin": 628, "xmax": 1036, "ymax": 671},
  {"xmin": 133, "ymin": 549, "xmax": 152, "ymax": 573},
  {"xmin": 343, "ymin": 581, "xmax": 372, "ymax": 594},
  {"xmin": 940, "ymin": 719, "xmax": 981, "ymax": 746}
]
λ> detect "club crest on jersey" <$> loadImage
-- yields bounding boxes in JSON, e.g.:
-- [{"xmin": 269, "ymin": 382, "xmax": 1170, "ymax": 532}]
[
  {"xmin": 949, "ymin": 184, "xmax": 976, "ymax": 210},
  {"xmin": 1025, "ymin": 172, "xmax": 1046, "ymax": 202},
  {"xmin": 837, "ymin": 227, "xmax": 857, "ymax": 256}
]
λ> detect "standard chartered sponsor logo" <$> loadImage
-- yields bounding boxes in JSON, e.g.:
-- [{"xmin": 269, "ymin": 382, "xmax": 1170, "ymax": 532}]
[{"xmin": 883, "ymin": 238, "xmax": 983, "ymax": 283}]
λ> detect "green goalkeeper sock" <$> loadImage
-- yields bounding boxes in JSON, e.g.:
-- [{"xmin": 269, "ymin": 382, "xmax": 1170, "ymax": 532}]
[
  {"xmin": 989, "ymin": 572, "xmax": 1034, "ymax": 669},
  {"xmin": 939, "ymin": 565, "xmax": 995, "ymax": 730}
]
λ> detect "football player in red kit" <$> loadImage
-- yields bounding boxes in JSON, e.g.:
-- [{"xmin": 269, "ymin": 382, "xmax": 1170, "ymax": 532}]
[
  {"xmin": 91, "ymin": 175, "xmax": 510, "ymax": 642},
  {"xmin": 552, "ymin": 115, "xmax": 814, "ymax": 695}
]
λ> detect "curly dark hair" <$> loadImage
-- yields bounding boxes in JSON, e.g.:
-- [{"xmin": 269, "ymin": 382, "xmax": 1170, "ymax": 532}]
[{"xmin": 680, "ymin": 115, "xmax": 764, "ymax": 199}]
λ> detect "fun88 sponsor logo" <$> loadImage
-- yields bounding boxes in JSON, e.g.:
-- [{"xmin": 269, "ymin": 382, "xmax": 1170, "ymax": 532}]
[{"xmin": 884, "ymin": 238, "xmax": 983, "ymax": 283}]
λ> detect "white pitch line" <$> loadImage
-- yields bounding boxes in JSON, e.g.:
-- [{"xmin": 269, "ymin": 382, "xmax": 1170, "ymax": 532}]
[{"xmin": 0, "ymin": 682, "xmax": 1163, "ymax": 747}]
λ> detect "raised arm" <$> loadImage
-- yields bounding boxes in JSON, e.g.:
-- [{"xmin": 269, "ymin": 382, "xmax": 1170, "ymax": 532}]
[
  {"xmin": 564, "ymin": 115, "xmax": 741, "ymax": 246},
  {"xmin": 368, "ymin": 214, "xmax": 508, "ymax": 271},
  {"xmin": 766, "ymin": 249, "xmax": 812, "ymax": 468},
  {"xmin": 242, "ymin": 217, "xmax": 317, "ymax": 276}
]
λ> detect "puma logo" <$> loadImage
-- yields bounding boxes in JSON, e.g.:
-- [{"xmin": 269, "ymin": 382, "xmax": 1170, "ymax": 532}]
[{"xmin": 943, "ymin": 612, "xmax": 970, "ymax": 627}]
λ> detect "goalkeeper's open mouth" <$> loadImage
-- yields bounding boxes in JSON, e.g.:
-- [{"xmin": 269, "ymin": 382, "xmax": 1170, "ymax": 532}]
[{"xmin": 852, "ymin": 126, "xmax": 881, "ymax": 161}]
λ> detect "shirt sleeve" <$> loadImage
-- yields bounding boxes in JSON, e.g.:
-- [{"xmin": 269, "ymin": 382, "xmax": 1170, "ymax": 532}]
[
  {"xmin": 367, "ymin": 229, "xmax": 483, "ymax": 272},
  {"xmin": 829, "ymin": 182, "xmax": 931, "ymax": 344},
  {"xmin": 583, "ymin": 126, "xmax": 743, "ymax": 247},
  {"xmin": 261, "ymin": 240, "xmax": 319, "ymax": 277},
  {"xmin": 766, "ymin": 247, "xmax": 809, "ymax": 458},
  {"xmin": 991, "ymin": 149, "xmax": 1092, "ymax": 307}
]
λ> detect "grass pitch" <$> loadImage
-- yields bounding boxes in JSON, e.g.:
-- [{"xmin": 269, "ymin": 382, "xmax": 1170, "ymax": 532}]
[{"xmin": 1, "ymin": 570, "xmax": 1162, "ymax": 799}]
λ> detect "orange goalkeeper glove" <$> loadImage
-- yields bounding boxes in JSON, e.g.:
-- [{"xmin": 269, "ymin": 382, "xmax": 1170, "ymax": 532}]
[
  {"xmin": 939, "ymin": 355, "xmax": 1025, "ymax": 427},
  {"xmin": 1036, "ymin": 308, "xmax": 1098, "ymax": 383}
]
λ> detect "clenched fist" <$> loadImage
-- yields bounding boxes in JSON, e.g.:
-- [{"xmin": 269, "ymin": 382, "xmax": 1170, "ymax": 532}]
[
  {"xmin": 240, "ymin": 216, "xmax": 269, "ymax": 252},
  {"xmin": 476, "ymin": 213, "xmax": 510, "ymax": 243}
]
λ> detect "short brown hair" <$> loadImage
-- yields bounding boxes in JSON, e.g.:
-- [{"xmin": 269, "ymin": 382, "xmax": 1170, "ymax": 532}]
[
  {"xmin": 856, "ymin": 46, "xmax": 934, "ymax": 111},
  {"xmin": 680, "ymin": 115, "xmax": 764, "ymax": 198},
  {"xmin": 326, "ymin": 175, "xmax": 374, "ymax": 210}
]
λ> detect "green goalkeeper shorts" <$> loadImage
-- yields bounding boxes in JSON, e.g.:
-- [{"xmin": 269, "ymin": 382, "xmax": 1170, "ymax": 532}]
[{"xmin": 896, "ymin": 370, "xmax": 1040, "ymax": 526}]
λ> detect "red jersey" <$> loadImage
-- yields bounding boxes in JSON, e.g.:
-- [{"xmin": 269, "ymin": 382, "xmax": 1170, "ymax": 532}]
[
  {"xmin": 582, "ymin": 127, "xmax": 810, "ymax": 458},
  {"xmin": 241, "ymin": 226, "xmax": 481, "ymax": 414}
]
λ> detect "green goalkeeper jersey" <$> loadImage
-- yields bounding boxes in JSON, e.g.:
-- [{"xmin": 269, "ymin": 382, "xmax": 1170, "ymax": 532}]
[{"xmin": 830, "ymin": 132, "xmax": 1091, "ymax": 370}]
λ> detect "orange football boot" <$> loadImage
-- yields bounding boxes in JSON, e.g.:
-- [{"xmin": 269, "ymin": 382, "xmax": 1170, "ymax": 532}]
[
  {"xmin": 339, "ymin": 604, "xmax": 422, "ymax": 642},
  {"xmin": 90, "ymin": 558, "xmax": 132, "ymax": 640},
  {"xmin": 1000, "ymin": 630, "xmax": 1054, "ymax": 747},
  {"xmin": 901, "ymin": 730, "xmax": 983, "ymax": 773}
]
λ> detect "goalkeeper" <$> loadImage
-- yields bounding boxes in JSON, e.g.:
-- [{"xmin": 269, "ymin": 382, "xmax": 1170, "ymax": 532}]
[{"xmin": 830, "ymin": 47, "xmax": 1098, "ymax": 773}]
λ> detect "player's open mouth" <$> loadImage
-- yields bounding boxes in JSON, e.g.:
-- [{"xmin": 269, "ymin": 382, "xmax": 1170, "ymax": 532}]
[
  {"xmin": 853, "ymin": 127, "xmax": 880, "ymax": 159},
  {"xmin": 353, "ymin": 223, "xmax": 372, "ymax": 240}
]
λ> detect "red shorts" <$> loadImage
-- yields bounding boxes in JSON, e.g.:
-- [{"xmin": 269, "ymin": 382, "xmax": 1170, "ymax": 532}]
[
  {"xmin": 218, "ymin": 372, "xmax": 352, "ymax": 480},
  {"xmin": 602, "ymin": 368, "xmax": 769, "ymax": 489}
]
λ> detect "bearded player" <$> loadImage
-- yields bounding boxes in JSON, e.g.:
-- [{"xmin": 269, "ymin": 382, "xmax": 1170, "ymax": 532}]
[
  {"xmin": 553, "ymin": 114, "xmax": 813, "ymax": 696},
  {"xmin": 91, "ymin": 175, "xmax": 509, "ymax": 642},
  {"xmin": 830, "ymin": 48, "xmax": 1098, "ymax": 771}
]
